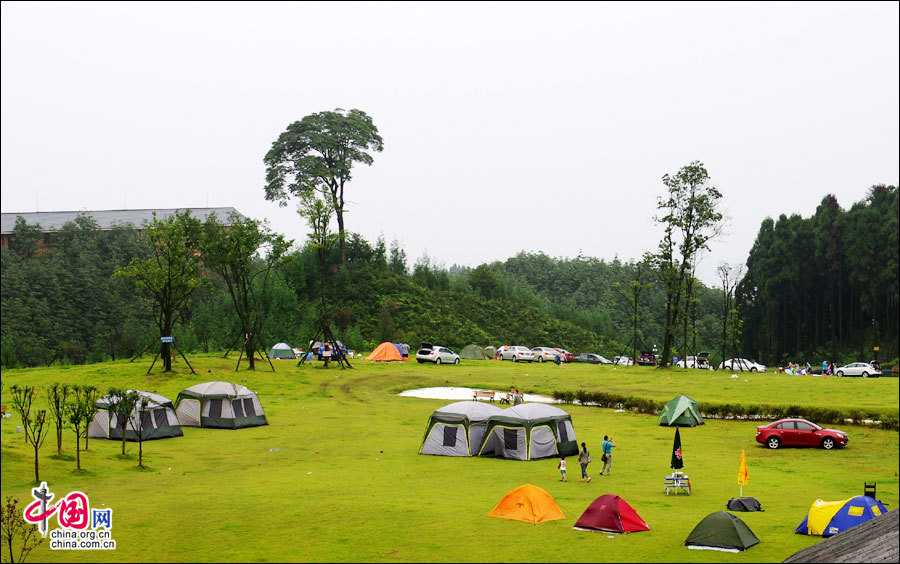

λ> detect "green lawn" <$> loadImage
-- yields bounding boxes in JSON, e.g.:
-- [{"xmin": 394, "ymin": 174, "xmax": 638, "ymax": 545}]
[{"xmin": 1, "ymin": 356, "xmax": 898, "ymax": 563}]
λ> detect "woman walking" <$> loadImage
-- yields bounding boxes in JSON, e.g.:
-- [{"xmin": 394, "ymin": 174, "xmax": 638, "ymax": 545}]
[{"xmin": 578, "ymin": 442, "xmax": 592, "ymax": 482}]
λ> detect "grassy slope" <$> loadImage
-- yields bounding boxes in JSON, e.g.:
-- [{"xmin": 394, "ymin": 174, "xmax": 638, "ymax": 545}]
[{"xmin": 1, "ymin": 356, "xmax": 897, "ymax": 563}]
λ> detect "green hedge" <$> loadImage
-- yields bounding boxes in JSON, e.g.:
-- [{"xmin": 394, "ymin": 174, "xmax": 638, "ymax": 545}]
[{"xmin": 552, "ymin": 389, "xmax": 900, "ymax": 431}]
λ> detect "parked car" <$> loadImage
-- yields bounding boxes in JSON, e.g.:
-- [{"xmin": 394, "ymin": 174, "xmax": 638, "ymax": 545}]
[
  {"xmin": 553, "ymin": 348, "xmax": 576, "ymax": 362},
  {"xmin": 415, "ymin": 345, "xmax": 460, "ymax": 365},
  {"xmin": 575, "ymin": 353, "xmax": 604, "ymax": 364},
  {"xmin": 637, "ymin": 351, "xmax": 657, "ymax": 366},
  {"xmin": 677, "ymin": 354, "xmax": 712, "ymax": 370},
  {"xmin": 499, "ymin": 346, "xmax": 535, "ymax": 362},
  {"xmin": 756, "ymin": 418, "xmax": 849, "ymax": 450},
  {"xmin": 613, "ymin": 356, "xmax": 633, "ymax": 366},
  {"xmin": 532, "ymin": 347, "xmax": 560, "ymax": 363},
  {"xmin": 835, "ymin": 362, "xmax": 881, "ymax": 378},
  {"xmin": 718, "ymin": 358, "xmax": 767, "ymax": 372}
]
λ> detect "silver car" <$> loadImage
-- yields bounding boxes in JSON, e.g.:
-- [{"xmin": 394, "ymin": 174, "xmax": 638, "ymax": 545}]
[
  {"xmin": 415, "ymin": 345, "xmax": 460, "ymax": 365},
  {"xmin": 835, "ymin": 362, "xmax": 881, "ymax": 378},
  {"xmin": 500, "ymin": 346, "xmax": 535, "ymax": 362},
  {"xmin": 718, "ymin": 358, "xmax": 767, "ymax": 372},
  {"xmin": 531, "ymin": 347, "xmax": 559, "ymax": 362}
]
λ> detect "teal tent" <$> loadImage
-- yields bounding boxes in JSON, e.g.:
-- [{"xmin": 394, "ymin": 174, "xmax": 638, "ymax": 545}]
[{"xmin": 658, "ymin": 395, "xmax": 704, "ymax": 427}]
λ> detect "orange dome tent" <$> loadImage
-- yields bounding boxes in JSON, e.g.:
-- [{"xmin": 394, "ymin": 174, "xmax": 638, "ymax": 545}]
[
  {"xmin": 487, "ymin": 484, "xmax": 566, "ymax": 524},
  {"xmin": 365, "ymin": 342, "xmax": 404, "ymax": 362}
]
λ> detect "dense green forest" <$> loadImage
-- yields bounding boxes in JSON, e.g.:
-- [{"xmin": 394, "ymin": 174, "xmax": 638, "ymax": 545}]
[{"xmin": 1, "ymin": 185, "xmax": 897, "ymax": 369}]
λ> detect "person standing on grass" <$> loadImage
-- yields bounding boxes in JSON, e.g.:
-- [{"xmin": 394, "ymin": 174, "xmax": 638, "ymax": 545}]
[
  {"xmin": 578, "ymin": 442, "xmax": 592, "ymax": 482},
  {"xmin": 557, "ymin": 456, "xmax": 568, "ymax": 482},
  {"xmin": 600, "ymin": 435, "xmax": 615, "ymax": 475},
  {"xmin": 322, "ymin": 342, "xmax": 332, "ymax": 368}
]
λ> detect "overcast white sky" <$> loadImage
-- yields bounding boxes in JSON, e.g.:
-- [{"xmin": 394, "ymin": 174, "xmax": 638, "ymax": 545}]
[{"xmin": 2, "ymin": 1, "xmax": 898, "ymax": 286}]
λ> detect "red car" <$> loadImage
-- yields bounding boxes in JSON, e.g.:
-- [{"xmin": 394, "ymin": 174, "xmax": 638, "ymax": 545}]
[
  {"xmin": 553, "ymin": 348, "xmax": 575, "ymax": 362},
  {"xmin": 756, "ymin": 418, "xmax": 848, "ymax": 450}
]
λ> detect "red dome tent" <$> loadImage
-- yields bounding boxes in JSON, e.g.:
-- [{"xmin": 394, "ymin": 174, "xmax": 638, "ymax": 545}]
[{"xmin": 573, "ymin": 494, "xmax": 650, "ymax": 534}]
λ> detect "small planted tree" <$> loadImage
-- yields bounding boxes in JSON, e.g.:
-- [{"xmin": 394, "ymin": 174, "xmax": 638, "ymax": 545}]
[
  {"xmin": 24, "ymin": 410, "xmax": 51, "ymax": 483},
  {"xmin": 1, "ymin": 497, "xmax": 43, "ymax": 563},
  {"xmin": 66, "ymin": 386, "xmax": 96, "ymax": 471},
  {"xmin": 105, "ymin": 388, "xmax": 140, "ymax": 457},
  {"xmin": 45, "ymin": 383, "xmax": 70, "ymax": 456},
  {"xmin": 9, "ymin": 385, "xmax": 36, "ymax": 445},
  {"xmin": 81, "ymin": 386, "xmax": 99, "ymax": 451},
  {"xmin": 132, "ymin": 395, "xmax": 152, "ymax": 468}
]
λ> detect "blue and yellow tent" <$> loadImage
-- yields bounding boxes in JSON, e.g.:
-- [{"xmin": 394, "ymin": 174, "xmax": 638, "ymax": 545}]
[{"xmin": 795, "ymin": 495, "xmax": 888, "ymax": 537}]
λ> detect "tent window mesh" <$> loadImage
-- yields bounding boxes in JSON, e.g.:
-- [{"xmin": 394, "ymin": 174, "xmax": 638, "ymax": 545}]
[
  {"xmin": 243, "ymin": 398, "xmax": 256, "ymax": 417},
  {"xmin": 154, "ymin": 409, "xmax": 167, "ymax": 428},
  {"xmin": 116, "ymin": 413, "xmax": 126, "ymax": 430},
  {"xmin": 141, "ymin": 410, "xmax": 154, "ymax": 431},
  {"xmin": 208, "ymin": 399, "xmax": 223, "ymax": 419},
  {"xmin": 442, "ymin": 426, "xmax": 457, "ymax": 447},
  {"xmin": 232, "ymin": 399, "xmax": 245, "ymax": 418},
  {"xmin": 504, "ymin": 428, "xmax": 518, "ymax": 450},
  {"xmin": 558, "ymin": 421, "xmax": 569, "ymax": 442}
]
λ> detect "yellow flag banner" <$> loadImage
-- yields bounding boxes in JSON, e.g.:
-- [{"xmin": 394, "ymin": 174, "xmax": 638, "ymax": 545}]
[{"xmin": 738, "ymin": 449, "xmax": 749, "ymax": 486}]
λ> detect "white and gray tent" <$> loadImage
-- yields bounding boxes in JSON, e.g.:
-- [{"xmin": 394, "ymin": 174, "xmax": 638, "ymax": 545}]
[
  {"xmin": 476, "ymin": 403, "xmax": 578, "ymax": 460},
  {"xmin": 175, "ymin": 381, "xmax": 267, "ymax": 429},
  {"xmin": 88, "ymin": 390, "xmax": 183, "ymax": 441},
  {"xmin": 419, "ymin": 401, "xmax": 505, "ymax": 456},
  {"xmin": 268, "ymin": 342, "xmax": 296, "ymax": 359}
]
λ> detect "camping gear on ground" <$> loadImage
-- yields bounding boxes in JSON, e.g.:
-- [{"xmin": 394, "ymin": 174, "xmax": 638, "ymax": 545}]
[
  {"xmin": 175, "ymin": 381, "xmax": 267, "ymax": 428},
  {"xmin": 268, "ymin": 342, "xmax": 296, "ymax": 359},
  {"xmin": 658, "ymin": 395, "xmax": 704, "ymax": 426},
  {"xmin": 487, "ymin": 484, "xmax": 566, "ymax": 524},
  {"xmin": 459, "ymin": 344, "xmax": 490, "ymax": 360},
  {"xmin": 671, "ymin": 427, "xmax": 684, "ymax": 469},
  {"xmin": 684, "ymin": 511, "xmax": 760, "ymax": 551},
  {"xmin": 476, "ymin": 403, "xmax": 578, "ymax": 460},
  {"xmin": 727, "ymin": 497, "xmax": 763, "ymax": 512},
  {"xmin": 573, "ymin": 494, "xmax": 650, "ymax": 534},
  {"xmin": 419, "ymin": 401, "xmax": 505, "ymax": 456},
  {"xmin": 795, "ymin": 495, "xmax": 889, "ymax": 537},
  {"xmin": 783, "ymin": 509, "xmax": 899, "ymax": 563},
  {"xmin": 365, "ymin": 342, "xmax": 403, "ymax": 361},
  {"xmin": 88, "ymin": 390, "xmax": 183, "ymax": 441}
]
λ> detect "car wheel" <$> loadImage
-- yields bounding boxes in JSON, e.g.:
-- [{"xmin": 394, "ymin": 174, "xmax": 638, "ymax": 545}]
[
  {"xmin": 454, "ymin": 358, "xmax": 460, "ymax": 365},
  {"xmin": 837, "ymin": 371, "xmax": 843, "ymax": 377},
  {"xmin": 750, "ymin": 367, "xmax": 757, "ymax": 372},
  {"xmin": 435, "ymin": 357, "xmax": 442, "ymax": 365},
  {"xmin": 513, "ymin": 355, "xmax": 518, "ymax": 362},
  {"xmin": 766, "ymin": 437, "xmax": 780, "ymax": 449},
  {"xmin": 862, "ymin": 372, "xmax": 869, "ymax": 378},
  {"xmin": 417, "ymin": 360, "xmax": 425, "ymax": 364},
  {"xmin": 821, "ymin": 437, "xmax": 835, "ymax": 450},
  {"xmin": 537, "ymin": 356, "xmax": 543, "ymax": 363}
]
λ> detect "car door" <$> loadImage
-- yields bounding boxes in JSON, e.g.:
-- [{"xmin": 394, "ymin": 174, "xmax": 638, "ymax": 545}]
[
  {"xmin": 780, "ymin": 421, "xmax": 803, "ymax": 446},
  {"xmin": 793, "ymin": 421, "xmax": 818, "ymax": 446}
]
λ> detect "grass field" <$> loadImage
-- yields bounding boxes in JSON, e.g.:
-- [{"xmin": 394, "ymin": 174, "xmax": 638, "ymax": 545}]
[{"xmin": 1, "ymin": 355, "xmax": 898, "ymax": 563}]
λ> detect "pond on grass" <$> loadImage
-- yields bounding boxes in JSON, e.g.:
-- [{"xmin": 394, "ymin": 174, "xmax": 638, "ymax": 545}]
[{"xmin": 398, "ymin": 387, "xmax": 559, "ymax": 403}]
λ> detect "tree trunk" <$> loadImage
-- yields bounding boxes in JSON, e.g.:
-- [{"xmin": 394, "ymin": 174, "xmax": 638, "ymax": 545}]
[{"xmin": 34, "ymin": 445, "xmax": 40, "ymax": 482}]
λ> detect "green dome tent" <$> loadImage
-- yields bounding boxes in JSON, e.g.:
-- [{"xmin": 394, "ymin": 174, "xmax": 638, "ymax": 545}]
[
  {"xmin": 460, "ymin": 344, "xmax": 490, "ymax": 360},
  {"xmin": 658, "ymin": 395, "xmax": 704, "ymax": 427},
  {"xmin": 685, "ymin": 511, "xmax": 760, "ymax": 552}
]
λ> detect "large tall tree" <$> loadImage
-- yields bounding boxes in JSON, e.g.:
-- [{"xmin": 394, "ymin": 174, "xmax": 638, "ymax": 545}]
[
  {"xmin": 264, "ymin": 108, "xmax": 384, "ymax": 267},
  {"xmin": 200, "ymin": 212, "xmax": 291, "ymax": 370},
  {"xmin": 114, "ymin": 211, "xmax": 206, "ymax": 372},
  {"xmin": 651, "ymin": 161, "xmax": 723, "ymax": 368}
]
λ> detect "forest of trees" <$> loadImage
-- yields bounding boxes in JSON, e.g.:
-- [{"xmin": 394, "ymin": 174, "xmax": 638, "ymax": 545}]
[{"xmin": 1, "ymin": 186, "xmax": 897, "ymax": 370}]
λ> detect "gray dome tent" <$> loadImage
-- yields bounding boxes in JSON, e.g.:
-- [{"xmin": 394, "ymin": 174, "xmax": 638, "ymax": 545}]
[
  {"xmin": 658, "ymin": 395, "xmax": 704, "ymax": 427},
  {"xmin": 459, "ymin": 344, "xmax": 490, "ymax": 360},
  {"xmin": 483, "ymin": 346, "xmax": 498, "ymax": 359},
  {"xmin": 268, "ymin": 342, "xmax": 296, "ymax": 359},
  {"xmin": 175, "ymin": 381, "xmax": 267, "ymax": 429},
  {"xmin": 88, "ymin": 390, "xmax": 183, "ymax": 441},
  {"xmin": 477, "ymin": 403, "xmax": 578, "ymax": 460},
  {"xmin": 419, "ymin": 401, "xmax": 505, "ymax": 456}
]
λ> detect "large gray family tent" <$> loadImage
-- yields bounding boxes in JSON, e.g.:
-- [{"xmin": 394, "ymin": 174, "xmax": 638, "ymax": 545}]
[
  {"xmin": 88, "ymin": 390, "xmax": 183, "ymax": 441},
  {"xmin": 268, "ymin": 342, "xmax": 296, "ymax": 359},
  {"xmin": 658, "ymin": 395, "xmax": 704, "ymax": 427},
  {"xmin": 419, "ymin": 401, "xmax": 505, "ymax": 456},
  {"xmin": 477, "ymin": 403, "xmax": 578, "ymax": 460},
  {"xmin": 459, "ymin": 344, "xmax": 490, "ymax": 360},
  {"xmin": 684, "ymin": 511, "xmax": 760, "ymax": 551},
  {"xmin": 175, "ymin": 381, "xmax": 267, "ymax": 428}
]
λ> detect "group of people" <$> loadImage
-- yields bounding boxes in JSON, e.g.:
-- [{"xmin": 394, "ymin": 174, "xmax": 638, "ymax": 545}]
[
  {"xmin": 557, "ymin": 436, "xmax": 615, "ymax": 482},
  {"xmin": 779, "ymin": 360, "xmax": 838, "ymax": 375},
  {"xmin": 500, "ymin": 388, "xmax": 524, "ymax": 405}
]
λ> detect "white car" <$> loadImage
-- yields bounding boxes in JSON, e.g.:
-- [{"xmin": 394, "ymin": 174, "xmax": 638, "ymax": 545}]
[
  {"xmin": 500, "ymin": 346, "xmax": 535, "ymax": 362},
  {"xmin": 719, "ymin": 358, "xmax": 767, "ymax": 372},
  {"xmin": 531, "ymin": 347, "xmax": 559, "ymax": 363},
  {"xmin": 613, "ymin": 356, "xmax": 633, "ymax": 366},
  {"xmin": 676, "ymin": 355, "xmax": 712, "ymax": 370},
  {"xmin": 835, "ymin": 362, "xmax": 881, "ymax": 378},
  {"xmin": 415, "ymin": 345, "xmax": 460, "ymax": 365}
]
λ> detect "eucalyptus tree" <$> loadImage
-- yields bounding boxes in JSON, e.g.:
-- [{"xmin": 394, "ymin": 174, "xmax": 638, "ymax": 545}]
[
  {"xmin": 650, "ymin": 161, "xmax": 723, "ymax": 368},
  {"xmin": 264, "ymin": 108, "xmax": 383, "ymax": 267},
  {"xmin": 200, "ymin": 212, "xmax": 291, "ymax": 370}
]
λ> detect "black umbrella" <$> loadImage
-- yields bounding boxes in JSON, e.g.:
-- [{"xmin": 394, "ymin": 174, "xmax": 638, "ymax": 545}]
[{"xmin": 671, "ymin": 427, "xmax": 684, "ymax": 469}]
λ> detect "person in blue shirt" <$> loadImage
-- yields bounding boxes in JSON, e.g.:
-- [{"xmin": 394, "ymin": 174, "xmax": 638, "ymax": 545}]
[{"xmin": 600, "ymin": 435, "xmax": 615, "ymax": 476}]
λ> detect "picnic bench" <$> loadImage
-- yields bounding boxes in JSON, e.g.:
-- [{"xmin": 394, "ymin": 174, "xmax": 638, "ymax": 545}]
[
  {"xmin": 664, "ymin": 472, "xmax": 691, "ymax": 495},
  {"xmin": 473, "ymin": 390, "xmax": 495, "ymax": 402}
]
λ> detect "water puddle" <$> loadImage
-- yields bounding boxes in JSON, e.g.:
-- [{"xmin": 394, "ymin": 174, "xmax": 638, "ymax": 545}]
[{"xmin": 398, "ymin": 386, "xmax": 559, "ymax": 404}]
